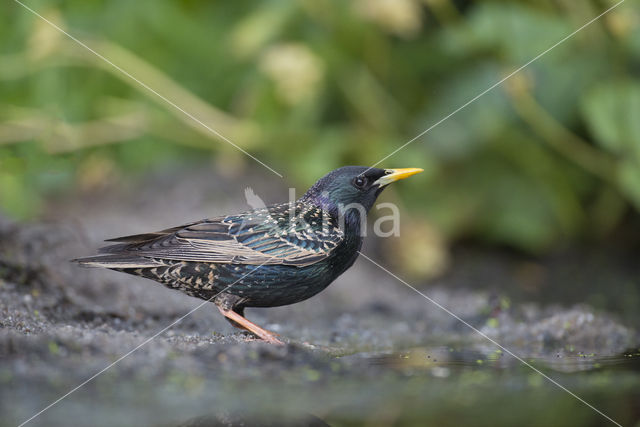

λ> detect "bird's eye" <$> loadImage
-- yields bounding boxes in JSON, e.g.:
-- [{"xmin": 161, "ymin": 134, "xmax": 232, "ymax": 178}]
[{"xmin": 353, "ymin": 176, "xmax": 366, "ymax": 189}]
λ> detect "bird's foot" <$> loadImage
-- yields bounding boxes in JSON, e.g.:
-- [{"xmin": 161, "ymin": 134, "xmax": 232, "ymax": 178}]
[
  {"xmin": 255, "ymin": 331, "xmax": 284, "ymax": 345},
  {"xmin": 238, "ymin": 332, "xmax": 283, "ymax": 345},
  {"xmin": 218, "ymin": 307, "xmax": 285, "ymax": 345}
]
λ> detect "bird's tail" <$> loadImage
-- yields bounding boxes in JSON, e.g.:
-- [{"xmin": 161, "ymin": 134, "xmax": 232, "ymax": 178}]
[{"xmin": 71, "ymin": 254, "xmax": 163, "ymax": 269}]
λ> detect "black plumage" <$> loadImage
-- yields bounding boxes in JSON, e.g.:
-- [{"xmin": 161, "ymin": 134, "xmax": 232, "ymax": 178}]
[{"xmin": 74, "ymin": 166, "xmax": 422, "ymax": 344}]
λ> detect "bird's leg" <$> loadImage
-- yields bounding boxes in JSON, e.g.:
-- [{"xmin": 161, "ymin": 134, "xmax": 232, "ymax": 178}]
[
  {"xmin": 224, "ymin": 307, "xmax": 281, "ymax": 336},
  {"xmin": 224, "ymin": 307, "xmax": 280, "ymax": 336},
  {"xmin": 217, "ymin": 306, "xmax": 284, "ymax": 345},
  {"xmin": 223, "ymin": 306, "xmax": 247, "ymax": 330}
]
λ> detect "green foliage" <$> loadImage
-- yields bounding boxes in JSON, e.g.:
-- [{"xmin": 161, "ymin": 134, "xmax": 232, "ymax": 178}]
[
  {"xmin": 0, "ymin": 0, "xmax": 639, "ymax": 252},
  {"xmin": 582, "ymin": 81, "xmax": 640, "ymax": 208}
]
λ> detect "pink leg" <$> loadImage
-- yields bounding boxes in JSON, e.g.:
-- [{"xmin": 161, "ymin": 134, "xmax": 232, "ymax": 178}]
[{"xmin": 217, "ymin": 307, "xmax": 284, "ymax": 345}]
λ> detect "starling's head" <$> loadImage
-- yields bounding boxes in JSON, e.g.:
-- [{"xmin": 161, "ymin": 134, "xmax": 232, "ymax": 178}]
[{"xmin": 302, "ymin": 166, "xmax": 423, "ymax": 214}]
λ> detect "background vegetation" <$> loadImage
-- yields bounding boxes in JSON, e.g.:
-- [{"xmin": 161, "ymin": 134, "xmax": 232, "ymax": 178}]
[{"xmin": 1, "ymin": 0, "xmax": 639, "ymax": 273}]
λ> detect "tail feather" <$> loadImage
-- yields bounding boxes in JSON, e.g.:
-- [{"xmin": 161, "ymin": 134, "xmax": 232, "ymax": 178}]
[
  {"xmin": 72, "ymin": 254, "xmax": 163, "ymax": 269},
  {"xmin": 104, "ymin": 232, "xmax": 168, "ymax": 243}
]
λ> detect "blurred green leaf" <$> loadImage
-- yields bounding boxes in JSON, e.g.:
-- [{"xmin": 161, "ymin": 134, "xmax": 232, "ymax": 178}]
[
  {"xmin": 442, "ymin": 3, "xmax": 570, "ymax": 62},
  {"xmin": 581, "ymin": 80, "xmax": 640, "ymax": 157},
  {"xmin": 581, "ymin": 80, "xmax": 640, "ymax": 210},
  {"xmin": 415, "ymin": 62, "xmax": 513, "ymax": 160},
  {"xmin": 618, "ymin": 160, "xmax": 640, "ymax": 210}
]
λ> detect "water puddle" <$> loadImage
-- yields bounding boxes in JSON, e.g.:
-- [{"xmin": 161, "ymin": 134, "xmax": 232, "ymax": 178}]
[{"xmin": 364, "ymin": 346, "xmax": 640, "ymax": 375}]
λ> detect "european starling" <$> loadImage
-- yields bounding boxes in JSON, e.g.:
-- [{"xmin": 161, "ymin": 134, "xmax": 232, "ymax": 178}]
[{"xmin": 74, "ymin": 166, "xmax": 422, "ymax": 344}]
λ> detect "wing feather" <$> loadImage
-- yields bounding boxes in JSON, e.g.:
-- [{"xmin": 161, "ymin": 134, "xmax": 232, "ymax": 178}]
[{"xmin": 92, "ymin": 203, "xmax": 343, "ymax": 267}]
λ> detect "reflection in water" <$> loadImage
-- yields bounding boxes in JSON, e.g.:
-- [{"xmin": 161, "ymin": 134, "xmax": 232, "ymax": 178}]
[{"xmin": 173, "ymin": 412, "xmax": 329, "ymax": 427}]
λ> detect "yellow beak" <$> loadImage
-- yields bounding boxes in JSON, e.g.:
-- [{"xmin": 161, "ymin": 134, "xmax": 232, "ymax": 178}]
[{"xmin": 373, "ymin": 168, "xmax": 424, "ymax": 187}]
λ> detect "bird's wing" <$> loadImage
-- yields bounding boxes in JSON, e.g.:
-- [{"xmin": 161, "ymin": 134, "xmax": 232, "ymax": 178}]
[{"xmin": 95, "ymin": 203, "xmax": 344, "ymax": 267}]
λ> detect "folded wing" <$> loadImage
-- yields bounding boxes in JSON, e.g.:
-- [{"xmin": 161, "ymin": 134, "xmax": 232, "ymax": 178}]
[{"xmin": 79, "ymin": 203, "xmax": 343, "ymax": 268}]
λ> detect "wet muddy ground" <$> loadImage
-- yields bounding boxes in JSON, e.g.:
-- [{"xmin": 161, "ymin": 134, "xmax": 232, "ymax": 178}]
[{"xmin": 1, "ymin": 166, "xmax": 639, "ymax": 426}]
